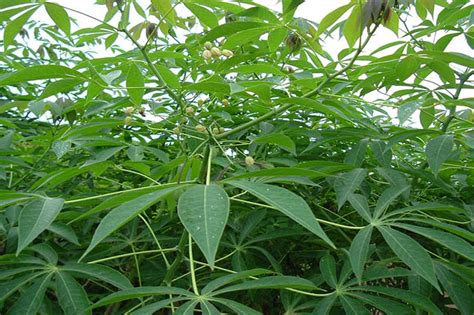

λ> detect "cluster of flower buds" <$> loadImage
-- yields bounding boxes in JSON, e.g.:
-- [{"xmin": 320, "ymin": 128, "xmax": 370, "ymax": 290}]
[
  {"xmin": 202, "ymin": 41, "xmax": 233, "ymax": 61},
  {"xmin": 245, "ymin": 156, "xmax": 255, "ymax": 166}
]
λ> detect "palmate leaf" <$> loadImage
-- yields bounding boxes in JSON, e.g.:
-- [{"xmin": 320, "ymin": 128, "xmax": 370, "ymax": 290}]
[
  {"xmin": 55, "ymin": 271, "xmax": 91, "ymax": 315},
  {"xmin": 7, "ymin": 273, "xmax": 53, "ymax": 315},
  {"xmin": 334, "ymin": 168, "xmax": 367, "ymax": 209},
  {"xmin": 17, "ymin": 197, "xmax": 64, "ymax": 254},
  {"xmin": 210, "ymin": 275, "xmax": 318, "ymax": 296},
  {"xmin": 435, "ymin": 263, "xmax": 474, "ymax": 315},
  {"xmin": 177, "ymin": 184, "xmax": 230, "ymax": 268},
  {"xmin": 80, "ymin": 186, "xmax": 182, "ymax": 261},
  {"xmin": 227, "ymin": 180, "xmax": 335, "ymax": 248},
  {"xmin": 60, "ymin": 263, "xmax": 133, "ymax": 290},
  {"xmin": 425, "ymin": 134, "xmax": 454, "ymax": 174},
  {"xmin": 92, "ymin": 286, "xmax": 194, "ymax": 308},
  {"xmin": 377, "ymin": 226, "xmax": 440, "ymax": 291},
  {"xmin": 394, "ymin": 223, "xmax": 474, "ymax": 261},
  {"xmin": 351, "ymin": 286, "xmax": 443, "ymax": 315},
  {"xmin": 349, "ymin": 225, "xmax": 373, "ymax": 282}
]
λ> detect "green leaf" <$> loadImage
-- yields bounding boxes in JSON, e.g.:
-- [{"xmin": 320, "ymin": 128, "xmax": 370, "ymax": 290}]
[
  {"xmin": 202, "ymin": 269, "xmax": 273, "ymax": 294},
  {"xmin": 334, "ymin": 168, "xmax": 367, "ymax": 209},
  {"xmin": 312, "ymin": 294, "xmax": 337, "ymax": 315},
  {"xmin": 155, "ymin": 64, "xmax": 181, "ymax": 89},
  {"xmin": 223, "ymin": 26, "xmax": 272, "ymax": 49},
  {"xmin": 344, "ymin": 139, "xmax": 368, "ymax": 167},
  {"xmin": 202, "ymin": 22, "xmax": 268, "ymax": 42},
  {"xmin": 61, "ymin": 263, "xmax": 132, "ymax": 289},
  {"xmin": 129, "ymin": 298, "xmax": 187, "ymax": 315},
  {"xmin": 353, "ymin": 286, "xmax": 443, "ymax": 315},
  {"xmin": 320, "ymin": 254, "xmax": 338, "ymax": 288},
  {"xmin": 343, "ymin": 5, "xmax": 363, "ymax": 47},
  {"xmin": 378, "ymin": 226, "xmax": 440, "ymax": 291},
  {"xmin": 425, "ymin": 134, "xmax": 454, "ymax": 174},
  {"xmin": 200, "ymin": 301, "xmax": 220, "ymax": 315},
  {"xmin": 184, "ymin": 3, "xmax": 218, "ymax": 28},
  {"xmin": 17, "ymin": 197, "xmax": 64, "ymax": 254},
  {"xmin": 348, "ymin": 292, "xmax": 414, "ymax": 314},
  {"xmin": 373, "ymin": 185, "xmax": 410, "ymax": 219},
  {"xmin": 347, "ymin": 194, "xmax": 372, "ymax": 223},
  {"xmin": 46, "ymin": 222, "xmax": 79, "ymax": 245},
  {"xmin": 228, "ymin": 64, "xmax": 284, "ymax": 76},
  {"xmin": 92, "ymin": 286, "xmax": 193, "ymax": 308},
  {"xmin": 80, "ymin": 187, "xmax": 181, "ymax": 261},
  {"xmin": 254, "ymin": 134, "xmax": 296, "ymax": 155},
  {"xmin": 0, "ymin": 272, "xmax": 45, "ymax": 301},
  {"xmin": 7, "ymin": 273, "xmax": 53, "ymax": 315},
  {"xmin": 174, "ymin": 300, "xmax": 198, "ymax": 315},
  {"xmin": 126, "ymin": 64, "xmax": 145, "ymax": 105},
  {"xmin": 429, "ymin": 61, "xmax": 455, "ymax": 84},
  {"xmin": 55, "ymin": 271, "xmax": 91, "ymax": 315},
  {"xmin": 350, "ymin": 225, "xmax": 373, "ymax": 283},
  {"xmin": 317, "ymin": 2, "xmax": 354, "ymax": 36},
  {"xmin": 4, "ymin": 7, "xmax": 37, "ymax": 49},
  {"xmin": 396, "ymin": 55, "xmax": 418, "ymax": 81},
  {"xmin": 340, "ymin": 295, "xmax": 370, "ymax": 315},
  {"xmin": 210, "ymin": 276, "xmax": 317, "ymax": 295},
  {"xmin": 394, "ymin": 223, "xmax": 474, "ymax": 261},
  {"xmin": 0, "ymin": 65, "xmax": 84, "ymax": 86},
  {"xmin": 227, "ymin": 180, "xmax": 335, "ymax": 248},
  {"xmin": 177, "ymin": 184, "xmax": 229, "ymax": 268},
  {"xmin": 435, "ymin": 263, "xmax": 474, "ymax": 315},
  {"xmin": 52, "ymin": 140, "xmax": 71, "ymax": 159},
  {"xmin": 45, "ymin": 2, "xmax": 70, "ymax": 35},
  {"xmin": 211, "ymin": 298, "xmax": 261, "ymax": 315},
  {"xmin": 267, "ymin": 27, "xmax": 287, "ymax": 51}
]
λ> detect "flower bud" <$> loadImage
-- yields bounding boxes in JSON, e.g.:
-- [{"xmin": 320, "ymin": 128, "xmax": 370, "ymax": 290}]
[
  {"xmin": 245, "ymin": 156, "xmax": 255, "ymax": 166},
  {"xmin": 285, "ymin": 32, "xmax": 302, "ymax": 52},
  {"xmin": 185, "ymin": 106, "xmax": 195, "ymax": 116},
  {"xmin": 124, "ymin": 106, "xmax": 134, "ymax": 115},
  {"xmin": 146, "ymin": 23, "xmax": 157, "ymax": 39},
  {"xmin": 139, "ymin": 107, "xmax": 146, "ymax": 117},
  {"xmin": 202, "ymin": 49, "xmax": 212, "ymax": 60},
  {"xmin": 222, "ymin": 49, "xmax": 234, "ymax": 58},
  {"xmin": 195, "ymin": 124, "xmax": 206, "ymax": 132},
  {"xmin": 197, "ymin": 99, "xmax": 204, "ymax": 106},
  {"xmin": 204, "ymin": 41, "xmax": 213, "ymax": 50},
  {"xmin": 222, "ymin": 99, "xmax": 229, "ymax": 107},
  {"xmin": 211, "ymin": 47, "xmax": 221, "ymax": 57},
  {"xmin": 124, "ymin": 116, "xmax": 132, "ymax": 125},
  {"xmin": 212, "ymin": 127, "xmax": 220, "ymax": 134},
  {"xmin": 219, "ymin": 127, "xmax": 225, "ymax": 134}
]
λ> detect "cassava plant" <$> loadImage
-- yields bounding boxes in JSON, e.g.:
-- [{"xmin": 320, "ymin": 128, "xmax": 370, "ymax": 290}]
[{"xmin": 0, "ymin": 0, "xmax": 473, "ymax": 314}]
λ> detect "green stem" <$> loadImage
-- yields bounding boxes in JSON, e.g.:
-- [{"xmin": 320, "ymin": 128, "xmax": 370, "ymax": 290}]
[
  {"xmin": 138, "ymin": 214, "xmax": 171, "ymax": 268},
  {"xmin": 86, "ymin": 248, "xmax": 177, "ymax": 264},
  {"xmin": 188, "ymin": 234, "xmax": 200, "ymax": 295}
]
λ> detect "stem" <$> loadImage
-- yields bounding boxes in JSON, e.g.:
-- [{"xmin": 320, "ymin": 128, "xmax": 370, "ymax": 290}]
[
  {"xmin": 86, "ymin": 248, "xmax": 177, "ymax": 264},
  {"xmin": 206, "ymin": 146, "xmax": 213, "ymax": 185},
  {"xmin": 138, "ymin": 214, "xmax": 171, "ymax": 268},
  {"xmin": 188, "ymin": 234, "xmax": 200, "ymax": 295}
]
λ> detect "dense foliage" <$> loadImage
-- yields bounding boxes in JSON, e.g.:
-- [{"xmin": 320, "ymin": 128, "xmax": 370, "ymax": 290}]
[{"xmin": 1, "ymin": 0, "xmax": 473, "ymax": 314}]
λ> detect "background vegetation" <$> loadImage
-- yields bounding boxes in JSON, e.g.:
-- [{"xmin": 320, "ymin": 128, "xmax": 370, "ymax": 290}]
[{"xmin": 1, "ymin": 0, "xmax": 473, "ymax": 314}]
